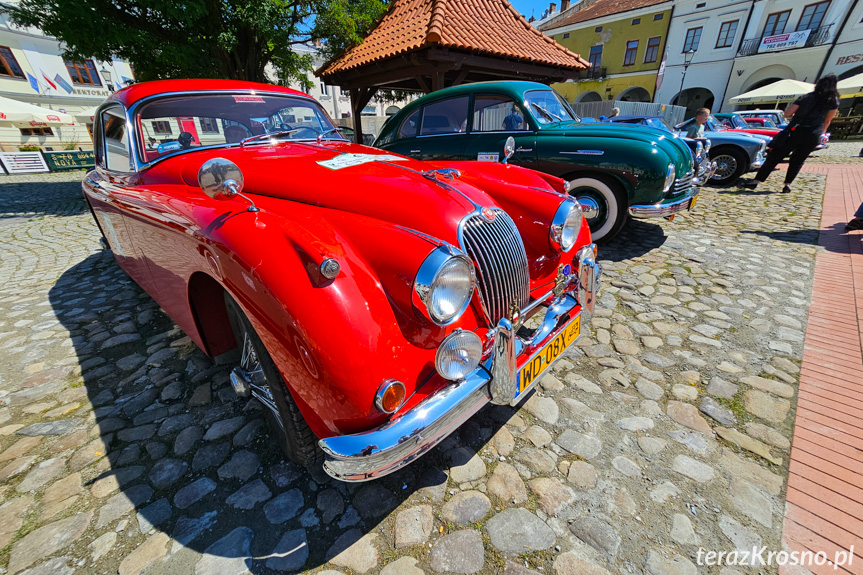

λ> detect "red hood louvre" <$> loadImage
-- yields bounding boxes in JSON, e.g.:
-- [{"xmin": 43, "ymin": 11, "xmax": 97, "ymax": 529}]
[{"xmin": 162, "ymin": 142, "xmax": 496, "ymax": 246}]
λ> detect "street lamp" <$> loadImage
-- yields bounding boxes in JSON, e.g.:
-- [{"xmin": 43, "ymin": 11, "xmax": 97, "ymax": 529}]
[
  {"xmin": 678, "ymin": 50, "xmax": 696, "ymax": 110},
  {"xmin": 99, "ymin": 64, "xmax": 114, "ymax": 92}
]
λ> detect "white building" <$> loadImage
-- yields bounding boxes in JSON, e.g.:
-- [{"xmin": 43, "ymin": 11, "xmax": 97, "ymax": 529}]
[
  {"xmin": 654, "ymin": 0, "xmax": 752, "ymax": 114},
  {"xmin": 725, "ymin": 0, "xmax": 855, "ymax": 110},
  {"xmin": 0, "ymin": 1, "xmax": 134, "ymax": 152},
  {"xmin": 820, "ymin": 0, "xmax": 863, "ymax": 79}
]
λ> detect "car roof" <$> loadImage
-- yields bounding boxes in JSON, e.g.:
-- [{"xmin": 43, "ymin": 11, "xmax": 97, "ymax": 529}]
[
  {"xmin": 609, "ymin": 115, "xmax": 662, "ymax": 121},
  {"xmin": 107, "ymin": 79, "xmax": 311, "ymax": 107}
]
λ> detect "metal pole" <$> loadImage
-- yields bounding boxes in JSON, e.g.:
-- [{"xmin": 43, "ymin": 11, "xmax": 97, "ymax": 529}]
[{"xmin": 679, "ymin": 63, "xmax": 688, "ymax": 112}]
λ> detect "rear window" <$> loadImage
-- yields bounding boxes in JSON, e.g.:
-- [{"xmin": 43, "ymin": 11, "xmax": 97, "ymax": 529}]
[
  {"xmin": 420, "ymin": 96, "xmax": 469, "ymax": 136},
  {"xmin": 397, "ymin": 109, "xmax": 420, "ymax": 139}
]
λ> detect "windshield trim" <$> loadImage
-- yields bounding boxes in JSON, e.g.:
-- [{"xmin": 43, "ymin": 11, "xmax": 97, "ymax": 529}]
[{"xmin": 127, "ymin": 89, "xmax": 344, "ymax": 170}]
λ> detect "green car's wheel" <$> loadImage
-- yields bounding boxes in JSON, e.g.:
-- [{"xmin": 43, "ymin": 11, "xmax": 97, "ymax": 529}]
[
  {"xmin": 224, "ymin": 293, "xmax": 321, "ymax": 466},
  {"xmin": 567, "ymin": 176, "xmax": 627, "ymax": 242}
]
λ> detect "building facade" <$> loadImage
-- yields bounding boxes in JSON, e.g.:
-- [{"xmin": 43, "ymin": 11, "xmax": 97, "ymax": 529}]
[
  {"xmin": 724, "ymin": 0, "xmax": 855, "ymax": 110},
  {"xmin": 653, "ymin": 0, "xmax": 752, "ymax": 115},
  {"xmin": 0, "ymin": 2, "xmax": 134, "ymax": 152},
  {"xmin": 542, "ymin": 0, "xmax": 673, "ymax": 103}
]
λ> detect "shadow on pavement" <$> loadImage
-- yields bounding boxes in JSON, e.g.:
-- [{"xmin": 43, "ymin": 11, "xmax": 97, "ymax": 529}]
[
  {"xmin": 599, "ymin": 218, "xmax": 667, "ymax": 261},
  {"xmin": 0, "ymin": 179, "xmax": 89, "ymax": 220},
  {"xmin": 48, "ymin": 251, "xmax": 514, "ymax": 573}
]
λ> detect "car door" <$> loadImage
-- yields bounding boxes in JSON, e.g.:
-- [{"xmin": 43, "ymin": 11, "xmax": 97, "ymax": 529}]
[
  {"xmin": 86, "ymin": 105, "xmax": 158, "ymax": 296},
  {"xmin": 463, "ymin": 94, "xmax": 537, "ymax": 167},
  {"xmin": 388, "ymin": 96, "xmax": 470, "ymax": 161}
]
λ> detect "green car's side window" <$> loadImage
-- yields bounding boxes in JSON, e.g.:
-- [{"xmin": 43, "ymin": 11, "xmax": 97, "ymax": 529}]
[
  {"xmin": 397, "ymin": 109, "xmax": 420, "ymax": 140},
  {"xmin": 419, "ymin": 96, "xmax": 469, "ymax": 136},
  {"xmin": 472, "ymin": 95, "xmax": 529, "ymax": 132}
]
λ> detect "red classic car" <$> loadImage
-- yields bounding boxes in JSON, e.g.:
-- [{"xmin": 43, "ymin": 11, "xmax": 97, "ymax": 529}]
[{"xmin": 82, "ymin": 80, "xmax": 601, "ymax": 481}]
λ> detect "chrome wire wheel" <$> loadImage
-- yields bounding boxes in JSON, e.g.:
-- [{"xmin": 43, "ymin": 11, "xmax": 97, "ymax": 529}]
[
  {"xmin": 711, "ymin": 154, "xmax": 737, "ymax": 181},
  {"xmin": 233, "ymin": 331, "xmax": 284, "ymax": 430}
]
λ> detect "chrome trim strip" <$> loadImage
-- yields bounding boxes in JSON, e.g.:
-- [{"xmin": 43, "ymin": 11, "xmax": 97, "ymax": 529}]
[{"xmin": 629, "ymin": 187, "xmax": 698, "ymax": 218}]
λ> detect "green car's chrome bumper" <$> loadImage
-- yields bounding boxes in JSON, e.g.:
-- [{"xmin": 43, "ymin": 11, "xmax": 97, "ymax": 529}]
[{"xmin": 629, "ymin": 186, "xmax": 698, "ymax": 218}]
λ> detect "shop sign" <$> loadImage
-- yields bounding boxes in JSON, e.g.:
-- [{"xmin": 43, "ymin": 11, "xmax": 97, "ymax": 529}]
[
  {"xmin": 43, "ymin": 150, "xmax": 95, "ymax": 171},
  {"xmin": 758, "ymin": 30, "xmax": 810, "ymax": 53}
]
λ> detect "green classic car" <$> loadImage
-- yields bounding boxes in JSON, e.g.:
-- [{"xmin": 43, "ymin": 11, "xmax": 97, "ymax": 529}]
[{"xmin": 375, "ymin": 81, "xmax": 697, "ymax": 241}]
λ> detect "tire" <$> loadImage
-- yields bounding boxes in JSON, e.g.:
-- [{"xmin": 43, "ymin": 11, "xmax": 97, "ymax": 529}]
[
  {"xmin": 566, "ymin": 176, "xmax": 628, "ymax": 242},
  {"xmin": 223, "ymin": 293, "xmax": 321, "ymax": 466},
  {"xmin": 709, "ymin": 147, "xmax": 748, "ymax": 185}
]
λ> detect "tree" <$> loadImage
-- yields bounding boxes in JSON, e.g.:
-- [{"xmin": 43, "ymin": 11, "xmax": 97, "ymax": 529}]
[{"xmin": 10, "ymin": 0, "xmax": 388, "ymax": 86}]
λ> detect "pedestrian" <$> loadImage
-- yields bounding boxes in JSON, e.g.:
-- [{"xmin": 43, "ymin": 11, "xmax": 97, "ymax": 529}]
[
  {"xmin": 740, "ymin": 74, "xmax": 840, "ymax": 193},
  {"xmin": 846, "ymin": 203, "xmax": 863, "ymax": 230},
  {"xmin": 502, "ymin": 106, "xmax": 524, "ymax": 131},
  {"xmin": 685, "ymin": 108, "xmax": 710, "ymax": 139}
]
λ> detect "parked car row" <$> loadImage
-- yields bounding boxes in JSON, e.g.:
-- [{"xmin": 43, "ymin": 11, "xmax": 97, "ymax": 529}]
[{"xmin": 82, "ymin": 79, "xmax": 764, "ymax": 482}]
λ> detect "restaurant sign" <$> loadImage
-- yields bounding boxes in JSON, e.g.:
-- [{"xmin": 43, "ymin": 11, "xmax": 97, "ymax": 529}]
[
  {"xmin": 758, "ymin": 29, "xmax": 810, "ymax": 53},
  {"xmin": 43, "ymin": 150, "xmax": 95, "ymax": 171}
]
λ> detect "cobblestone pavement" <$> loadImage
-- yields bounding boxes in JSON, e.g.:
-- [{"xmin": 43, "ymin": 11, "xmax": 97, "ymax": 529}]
[
  {"xmin": 0, "ymin": 168, "xmax": 824, "ymax": 575},
  {"xmin": 808, "ymin": 140, "xmax": 863, "ymax": 163}
]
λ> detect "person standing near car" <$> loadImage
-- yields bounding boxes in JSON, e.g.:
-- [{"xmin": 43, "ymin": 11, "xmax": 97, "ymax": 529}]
[
  {"xmin": 503, "ymin": 106, "xmax": 524, "ymax": 131},
  {"xmin": 741, "ymin": 74, "xmax": 839, "ymax": 194},
  {"xmin": 685, "ymin": 108, "xmax": 710, "ymax": 139}
]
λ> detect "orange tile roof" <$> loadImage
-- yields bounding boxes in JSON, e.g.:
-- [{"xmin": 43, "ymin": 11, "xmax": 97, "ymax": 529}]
[
  {"xmin": 544, "ymin": 0, "xmax": 669, "ymax": 28},
  {"xmin": 319, "ymin": 0, "xmax": 588, "ymax": 77}
]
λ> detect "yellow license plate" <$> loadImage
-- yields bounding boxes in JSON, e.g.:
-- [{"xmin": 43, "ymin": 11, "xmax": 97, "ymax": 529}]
[
  {"xmin": 518, "ymin": 316, "xmax": 580, "ymax": 394},
  {"xmin": 689, "ymin": 194, "xmax": 698, "ymax": 210}
]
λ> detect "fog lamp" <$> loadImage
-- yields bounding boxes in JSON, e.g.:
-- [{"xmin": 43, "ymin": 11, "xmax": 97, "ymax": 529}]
[{"xmin": 435, "ymin": 329, "xmax": 482, "ymax": 381}]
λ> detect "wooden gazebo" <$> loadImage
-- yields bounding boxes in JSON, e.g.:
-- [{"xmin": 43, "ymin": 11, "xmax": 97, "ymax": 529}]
[{"xmin": 316, "ymin": 0, "xmax": 589, "ymax": 142}]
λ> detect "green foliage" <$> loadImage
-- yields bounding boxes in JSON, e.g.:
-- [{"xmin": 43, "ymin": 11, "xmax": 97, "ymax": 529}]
[
  {"xmin": 18, "ymin": 145, "xmax": 41, "ymax": 151},
  {"xmin": 10, "ymin": 0, "xmax": 389, "ymax": 85}
]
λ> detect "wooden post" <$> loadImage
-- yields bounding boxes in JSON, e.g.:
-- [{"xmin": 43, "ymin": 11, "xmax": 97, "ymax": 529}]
[{"xmin": 350, "ymin": 87, "xmax": 378, "ymax": 145}]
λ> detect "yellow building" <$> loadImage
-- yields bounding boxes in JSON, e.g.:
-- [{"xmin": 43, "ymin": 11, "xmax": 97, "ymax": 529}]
[{"xmin": 541, "ymin": 0, "xmax": 673, "ymax": 103}]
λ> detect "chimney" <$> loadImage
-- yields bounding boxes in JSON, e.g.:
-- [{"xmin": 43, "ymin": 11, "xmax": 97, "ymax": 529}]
[
  {"xmin": 561, "ymin": 0, "xmax": 570, "ymax": 10},
  {"xmin": 550, "ymin": 2, "xmax": 557, "ymax": 12}
]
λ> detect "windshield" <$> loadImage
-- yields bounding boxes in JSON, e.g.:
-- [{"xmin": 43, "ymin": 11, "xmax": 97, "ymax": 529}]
[
  {"xmin": 136, "ymin": 93, "xmax": 344, "ymax": 163},
  {"xmin": 705, "ymin": 115, "xmax": 727, "ymax": 131},
  {"xmin": 646, "ymin": 117, "xmax": 673, "ymax": 132},
  {"xmin": 726, "ymin": 115, "xmax": 748, "ymax": 129},
  {"xmin": 524, "ymin": 90, "xmax": 578, "ymax": 125}
]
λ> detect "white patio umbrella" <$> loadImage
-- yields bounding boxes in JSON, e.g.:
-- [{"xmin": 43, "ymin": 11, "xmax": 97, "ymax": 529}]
[
  {"xmin": 0, "ymin": 95, "xmax": 77, "ymax": 127},
  {"xmin": 73, "ymin": 107, "xmax": 99, "ymax": 123},
  {"xmin": 727, "ymin": 79, "xmax": 815, "ymax": 106},
  {"xmin": 838, "ymin": 73, "xmax": 863, "ymax": 98}
]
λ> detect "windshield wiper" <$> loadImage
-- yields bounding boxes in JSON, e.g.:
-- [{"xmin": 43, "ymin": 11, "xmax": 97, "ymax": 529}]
[
  {"xmin": 531, "ymin": 102, "xmax": 555, "ymax": 123},
  {"xmin": 239, "ymin": 129, "xmax": 302, "ymax": 147},
  {"xmin": 316, "ymin": 127, "xmax": 347, "ymax": 143}
]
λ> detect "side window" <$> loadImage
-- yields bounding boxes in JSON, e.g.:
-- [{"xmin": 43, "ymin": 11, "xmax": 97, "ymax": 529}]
[
  {"xmin": 420, "ymin": 96, "xmax": 469, "ymax": 136},
  {"xmin": 397, "ymin": 109, "xmax": 420, "ymax": 139},
  {"xmin": 472, "ymin": 95, "xmax": 528, "ymax": 132},
  {"xmin": 101, "ymin": 107, "xmax": 132, "ymax": 172}
]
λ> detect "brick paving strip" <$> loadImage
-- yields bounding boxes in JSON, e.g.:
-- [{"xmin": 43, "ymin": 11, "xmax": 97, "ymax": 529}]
[{"xmin": 782, "ymin": 164, "xmax": 863, "ymax": 575}]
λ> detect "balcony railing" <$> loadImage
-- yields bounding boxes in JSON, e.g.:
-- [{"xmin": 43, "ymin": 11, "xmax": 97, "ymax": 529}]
[
  {"xmin": 578, "ymin": 66, "xmax": 607, "ymax": 80},
  {"xmin": 737, "ymin": 24, "xmax": 833, "ymax": 57}
]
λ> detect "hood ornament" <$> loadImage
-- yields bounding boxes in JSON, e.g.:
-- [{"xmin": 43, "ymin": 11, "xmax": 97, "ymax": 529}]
[{"xmin": 422, "ymin": 168, "xmax": 461, "ymax": 182}]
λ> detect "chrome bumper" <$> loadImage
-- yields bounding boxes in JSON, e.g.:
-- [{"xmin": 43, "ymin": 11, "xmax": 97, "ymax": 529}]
[
  {"xmin": 750, "ymin": 152, "xmax": 766, "ymax": 170},
  {"xmin": 319, "ymin": 249, "xmax": 602, "ymax": 482},
  {"xmin": 629, "ymin": 186, "xmax": 698, "ymax": 218},
  {"xmin": 693, "ymin": 161, "xmax": 717, "ymax": 186}
]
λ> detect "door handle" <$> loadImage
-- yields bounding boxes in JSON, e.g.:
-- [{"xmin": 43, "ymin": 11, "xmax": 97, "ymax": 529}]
[{"xmin": 410, "ymin": 149, "xmax": 421, "ymax": 153}]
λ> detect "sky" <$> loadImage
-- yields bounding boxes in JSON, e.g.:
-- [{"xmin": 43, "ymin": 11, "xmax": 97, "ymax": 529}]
[{"xmin": 510, "ymin": 0, "xmax": 560, "ymax": 22}]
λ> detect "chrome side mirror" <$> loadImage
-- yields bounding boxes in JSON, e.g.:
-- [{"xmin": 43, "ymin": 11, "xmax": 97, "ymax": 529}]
[
  {"xmin": 502, "ymin": 136, "xmax": 516, "ymax": 164},
  {"xmin": 198, "ymin": 158, "xmax": 258, "ymax": 212}
]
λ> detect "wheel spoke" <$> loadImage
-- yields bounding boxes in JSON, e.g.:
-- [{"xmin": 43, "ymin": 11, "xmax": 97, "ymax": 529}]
[{"xmin": 239, "ymin": 329, "xmax": 283, "ymax": 429}]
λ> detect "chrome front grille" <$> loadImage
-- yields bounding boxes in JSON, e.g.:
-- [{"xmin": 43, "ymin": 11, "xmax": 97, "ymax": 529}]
[
  {"xmin": 673, "ymin": 171, "xmax": 694, "ymax": 194},
  {"xmin": 459, "ymin": 209, "xmax": 530, "ymax": 324}
]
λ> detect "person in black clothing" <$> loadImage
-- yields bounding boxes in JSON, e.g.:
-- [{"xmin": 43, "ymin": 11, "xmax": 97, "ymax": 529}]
[
  {"xmin": 740, "ymin": 74, "xmax": 840, "ymax": 193},
  {"xmin": 502, "ymin": 106, "xmax": 524, "ymax": 131},
  {"xmin": 846, "ymin": 203, "xmax": 863, "ymax": 230}
]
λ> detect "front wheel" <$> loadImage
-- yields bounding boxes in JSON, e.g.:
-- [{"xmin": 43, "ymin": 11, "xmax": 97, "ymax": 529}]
[
  {"xmin": 224, "ymin": 294, "xmax": 321, "ymax": 466},
  {"xmin": 709, "ymin": 147, "xmax": 748, "ymax": 185},
  {"xmin": 567, "ymin": 176, "xmax": 628, "ymax": 242}
]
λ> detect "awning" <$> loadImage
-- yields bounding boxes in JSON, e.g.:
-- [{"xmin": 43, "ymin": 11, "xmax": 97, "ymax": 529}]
[
  {"xmin": 727, "ymin": 79, "xmax": 814, "ymax": 106},
  {"xmin": 0, "ymin": 96, "xmax": 77, "ymax": 127},
  {"xmin": 838, "ymin": 73, "xmax": 863, "ymax": 98},
  {"xmin": 73, "ymin": 107, "xmax": 99, "ymax": 123}
]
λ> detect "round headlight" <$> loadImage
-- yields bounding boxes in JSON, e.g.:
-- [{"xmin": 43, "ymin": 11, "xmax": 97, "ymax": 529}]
[
  {"xmin": 703, "ymin": 138, "xmax": 712, "ymax": 154},
  {"xmin": 435, "ymin": 329, "xmax": 483, "ymax": 381},
  {"xmin": 695, "ymin": 141, "xmax": 704, "ymax": 159},
  {"xmin": 550, "ymin": 199, "xmax": 583, "ymax": 252},
  {"xmin": 413, "ymin": 246, "xmax": 476, "ymax": 326},
  {"xmin": 663, "ymin": 164, "xmax": 676, "ymax": 193}
]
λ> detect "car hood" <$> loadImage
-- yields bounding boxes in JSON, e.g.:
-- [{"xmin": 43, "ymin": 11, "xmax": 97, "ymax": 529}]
[
  {"xmin": 543, "ymin": 122, "xmax": 693, "ymax": 174},
  {"xmin": 173, "ymin": 141, "xmax": 497, "ymax": 245}
]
